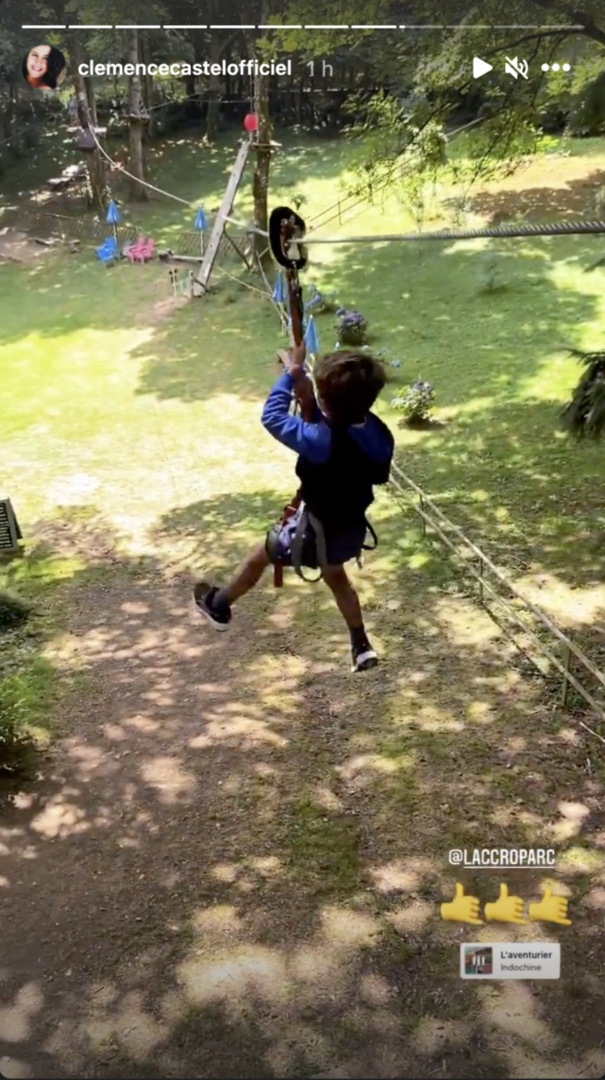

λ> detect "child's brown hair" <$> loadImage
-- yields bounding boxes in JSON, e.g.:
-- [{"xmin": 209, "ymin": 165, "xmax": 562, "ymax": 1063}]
[{"xmin": 314, "ymin": 350, "xmax": 387, "ymax": 426}]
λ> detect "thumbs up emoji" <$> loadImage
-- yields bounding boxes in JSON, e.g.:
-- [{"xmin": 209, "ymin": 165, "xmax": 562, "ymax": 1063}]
[
  {"xmin": 484, "ymin": 883, "xmax": 526, "ymax": 924},
  {"xmin": 528, "ymin": 885, "xmax": 572, "ymax": 926},
  {"xmin": 441, "ymin": 883, "xmax": 483, "ymax": 925}
]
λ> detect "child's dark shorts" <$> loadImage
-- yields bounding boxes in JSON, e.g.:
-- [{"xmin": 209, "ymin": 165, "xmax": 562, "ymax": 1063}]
[{"xmin": 272, "ymin": 505, "xmax": 367, "ymax": 568}]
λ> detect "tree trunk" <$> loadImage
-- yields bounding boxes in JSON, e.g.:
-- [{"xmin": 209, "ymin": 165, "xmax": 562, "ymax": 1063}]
[
  {"xmin": 127, "ymin": 28, "xmax": 149, "ymax": 201},
  {"xmin": 246, "ymin": 32, "xmax": 273, "ymax": 271},
  {"xmin": 206, "ymin": 33, "xmax": 223, "ymax": 140},
  {"xmin": 85, "ymin": 73, "xmax": 98, "ymax": 125},
  {"xmin": 71, "ymin": 31, "xmax": 107, "ymax": 211},
  {"xmin": 141, "ymin": 35, "xmax": 155, "ymax": 136}
]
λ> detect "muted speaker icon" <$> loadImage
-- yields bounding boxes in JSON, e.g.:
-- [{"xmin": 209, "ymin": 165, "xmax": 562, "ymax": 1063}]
[{"xmin": 505, "ymin": 56, "xmax": 529, "ymax": 79}]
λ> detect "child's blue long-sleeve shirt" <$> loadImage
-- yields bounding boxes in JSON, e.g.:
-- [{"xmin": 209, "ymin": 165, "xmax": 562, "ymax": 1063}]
[{"xmin": 261, "ymin": 371, "xmax": 393, "ymax": 467}]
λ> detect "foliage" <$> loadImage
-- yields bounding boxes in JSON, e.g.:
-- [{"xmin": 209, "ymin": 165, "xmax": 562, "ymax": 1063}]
[
  {"xmin": 397, "ymin": 167, "xmax": 434, "ymax": 233},
  {"xmin": 0, "ymin": 673, "xmax": 36, "ymax": 774},
  {"xmin": 3, "ymin": 0, "xmax": 605, "ymax": 206},
  {"xmin": 391, "ymin": 380, "xmax": 435, "ymax": 423},
  {"xmin": 335, "ymin": 308, "xmax": 367, "ymax": 345},
  {"xmin": 347, "ymin": 93, "xmax": 446, "ymax": 174},
  {"xmin": 476, "ymin": 249, "xmax": 509, "ymax": 293},
  {"xmin": 0, "ymin": 590, "xmax": 31, "ymax": 631},
  {"xmin": 561, "ymin": 350, "xmax": 605, "ymax": 440},
  {"xmin": 594, "ymin": 186, "xmax": 605, "ymax": 218}
]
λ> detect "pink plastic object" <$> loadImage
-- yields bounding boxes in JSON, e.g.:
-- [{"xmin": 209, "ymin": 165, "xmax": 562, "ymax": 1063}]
[{"xmin": 126, "ymin": 236, "xmax": 146, "ymax": 262}]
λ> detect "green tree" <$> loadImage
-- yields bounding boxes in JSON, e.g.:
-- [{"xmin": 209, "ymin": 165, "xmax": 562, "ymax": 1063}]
[
  {"xmin": 270, "ymin": 0, "xmax": 605, "ymax": 189},
  {"xmin": 126, "ymin": 26, "xmax": 149, "ymax": 200}
]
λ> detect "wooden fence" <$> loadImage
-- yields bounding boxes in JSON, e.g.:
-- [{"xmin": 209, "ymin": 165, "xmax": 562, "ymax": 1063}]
[
  {"xmin": 28, "ymin": 211, "xmax": 251, "ymax": 262},
  {"xmin": 390, "ymin": 462, "xmax": 605, "ymax": 742}
]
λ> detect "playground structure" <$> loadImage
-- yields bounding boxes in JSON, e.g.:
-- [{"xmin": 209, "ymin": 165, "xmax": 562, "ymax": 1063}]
[
  {"xmin": 78, "ymin": 119, "xmax": 287, "ymax": 319},
  {"xmin": 27, "ymin": 131, "xmax": 283, "ymax": 319},
  {"xmin": 26, "ymin": 108, "xmax": 605, "ymax": 308}
]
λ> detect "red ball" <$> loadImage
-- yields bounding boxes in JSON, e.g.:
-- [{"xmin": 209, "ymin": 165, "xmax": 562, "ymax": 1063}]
[{"xmin": 244, "ymin": 113, "xmax": 259, "ymax": 132}]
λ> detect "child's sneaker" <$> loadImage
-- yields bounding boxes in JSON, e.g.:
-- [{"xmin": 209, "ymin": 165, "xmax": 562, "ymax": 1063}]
[
  {"xmin": 351, "ymin": 640, "xmax": 379, "ymax": 672},
  {"xmin": 193, "ymin": 582, "xmax": 231, "ymax": 631}
]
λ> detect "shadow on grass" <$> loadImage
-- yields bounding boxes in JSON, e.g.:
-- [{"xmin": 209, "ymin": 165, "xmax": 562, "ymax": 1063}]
[
  {"xmin": 3, "ymin": 126, "xmax": 350, "ymax": 258},
  {"xmin": 4, "ymin": 185, "xmax": 605, "ymax": 674},
  {"xmin": 5, "ymin": 212, "xmax": 602, "ymax": 628},
  {"xmin": 0, "ymin": 504, "xmax": 603, "ymax": 1078},
  {"xmin": 133, "ymin": 230, "xmax": 605, "ymax": 599},
  {"xmin": 465, "ymin": 167, "xmax": 605, "ymax": 226}
]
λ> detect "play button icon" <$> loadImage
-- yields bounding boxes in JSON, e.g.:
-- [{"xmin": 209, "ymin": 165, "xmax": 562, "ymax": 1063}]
[{"xmin": 473, "ymin": 57, "xmax": 493, "ymax": 78}]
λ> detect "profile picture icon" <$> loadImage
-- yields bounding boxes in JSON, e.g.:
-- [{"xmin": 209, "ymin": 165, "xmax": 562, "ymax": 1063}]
[{"xmin": 22, "ymin": 44, "xmax": 67, "ymax": 90}]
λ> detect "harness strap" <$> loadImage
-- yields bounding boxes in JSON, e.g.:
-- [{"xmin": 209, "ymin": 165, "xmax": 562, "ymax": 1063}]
[
  {"xmin": 274, "ymin": 503, "xmax": 379, "ymax": 587},
  {"xmin": 290, "ymin": 505, "xmax": 323, "ymax": 583},
  {"xmin": 308, "ymin": 509, "xmax": 329, "ymax": 575},
  {"xmin": 362, "ymin": 520, "xmax": 378, "ymax": 550},
  {"xmin": 273, "ymin": 493, "xmax": 301, "ymax": 588}
]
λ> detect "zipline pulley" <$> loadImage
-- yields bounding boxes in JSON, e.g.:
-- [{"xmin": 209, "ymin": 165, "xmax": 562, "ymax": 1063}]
[
  {"xmin": 269, "ymin": 205, "xmax": 308, "ymax": 347},
  {"xmin": 268, "ymin": 205, "xmax": 312, "ymax": 587}
]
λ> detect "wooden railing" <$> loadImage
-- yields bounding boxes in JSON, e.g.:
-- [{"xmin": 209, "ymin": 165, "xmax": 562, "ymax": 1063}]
[{"xmin": 389, "ymin": 462, "xmax": 605, "ymax": 743}]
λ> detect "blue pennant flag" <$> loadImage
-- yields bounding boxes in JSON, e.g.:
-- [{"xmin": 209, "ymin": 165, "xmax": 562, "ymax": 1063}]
[
  {"xmin": 106, "ymin": 199, "xmax": 120, "ymax": 225},
  {"xmin": 304, "ymin": 315, "xmax": 320, "ymax": 355},
  {"xmin": 194, "ymin": 207, "xmax": 207, "ymax": 231},
  {"xmin": 272, "ymin": 271, "xmax": 287, "ymax": 303}
]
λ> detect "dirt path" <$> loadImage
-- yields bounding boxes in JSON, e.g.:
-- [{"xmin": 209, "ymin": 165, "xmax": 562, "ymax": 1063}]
[{"xmin": 1, "ymin": 550, "xmax": 605, "ymax": 1079}]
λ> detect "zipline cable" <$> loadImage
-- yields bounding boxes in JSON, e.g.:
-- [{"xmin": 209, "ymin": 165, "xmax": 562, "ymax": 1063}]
[
  {"xmin": 85, "ymin": 113, "xmax": 605, "ymax": 259},
  {"xmin": 87, "ymin": 123, "xmax": 195, "ymax": 205},
  {"xmin": 83, "ymin": 107, "xmax": 485, "ymax": 233},
  {"xmin": 291, "ymin": 219, "xmax": 605, "ymax": 244},
  {"xmin": 204, "ymin": 215, "xmax": 605, "ymax": 245},
  {"xmin": 304, "ymin": 74, "xmax": 532, "ymax": 239},
  {"xmin": 305, "ymin": 115, "xmax": 490, "ymax": 236}
]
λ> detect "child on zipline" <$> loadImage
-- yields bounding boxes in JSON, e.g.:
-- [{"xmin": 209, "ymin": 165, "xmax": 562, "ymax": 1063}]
[{"xmin": 193, "ymin": 343, "xmax": 394, "ymax": 672}]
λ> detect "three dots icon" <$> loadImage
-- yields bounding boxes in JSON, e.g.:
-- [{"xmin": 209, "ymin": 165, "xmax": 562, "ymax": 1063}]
[{"xmin": 542, "ymin": 62, "xmax": 571, "ymax": 71}]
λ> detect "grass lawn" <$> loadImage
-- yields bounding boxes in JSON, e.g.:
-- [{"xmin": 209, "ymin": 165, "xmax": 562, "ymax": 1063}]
[
  {"xmin": 1, "ymin": 129, "xmax": 605, "ymax": 1078},
  {"xmin": 7, "ymin": 127, "xmax": 605, "ymax": 642}
]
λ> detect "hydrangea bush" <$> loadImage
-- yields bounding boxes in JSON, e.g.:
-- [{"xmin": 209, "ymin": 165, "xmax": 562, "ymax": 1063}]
[
  {"xmin": 391, "ymin": 380, "xmax": 435, "ymax": 424},
  {"xmin": 335, "ymin": 307, "xmax": 367, "ymax": 346}
]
